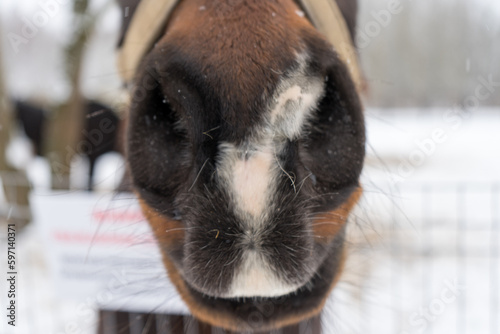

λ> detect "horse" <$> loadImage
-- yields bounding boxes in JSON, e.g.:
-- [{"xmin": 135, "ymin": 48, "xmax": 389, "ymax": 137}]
[
  {"xmin": 117, "ymin": 0, "xmax": 365, "ymax": 331},
  {"xmin": 83, "ymin": 100, "xmax": 121, "ymax": 190},
  {"xmin": 12, "ymin": 99, "xmax": 121, "ymax": 191},
  {"xmin": 13, "ymin": 99, "xmax": 46, "ymax": 157}
]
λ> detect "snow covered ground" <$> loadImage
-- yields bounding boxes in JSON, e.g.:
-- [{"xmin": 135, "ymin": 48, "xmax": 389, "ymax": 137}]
[
  {"xmin": 328, "ymin": 108, "xmax": 500, "ymax": 334},
  {"xmin": 0, "ymin": 108, "xmax": 499, "ymax": 334}
]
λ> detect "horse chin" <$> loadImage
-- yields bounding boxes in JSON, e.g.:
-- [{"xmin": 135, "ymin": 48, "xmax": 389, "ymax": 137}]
[{"xmin": 161, "ymin": 243, "xmax": 347, "ymax": 332}]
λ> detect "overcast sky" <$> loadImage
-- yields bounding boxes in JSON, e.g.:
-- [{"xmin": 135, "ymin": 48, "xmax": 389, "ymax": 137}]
[{"xmin": 1, "ymin": 0, "xmax": 499, "ymax": 105}]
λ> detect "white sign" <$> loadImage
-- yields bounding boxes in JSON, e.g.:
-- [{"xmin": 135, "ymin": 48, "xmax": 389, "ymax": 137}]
[{"xmin": 31, "ymin": 191, "xmax": 189, "ymax": 315}]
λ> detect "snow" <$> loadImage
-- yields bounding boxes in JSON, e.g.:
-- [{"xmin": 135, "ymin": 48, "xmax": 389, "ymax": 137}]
[
  {"xmin": 5, "ymin": 131, "xmax": 32, "ymax": 170},
  {"xmin": 363, "ymin": 108, "xmax": 500, "ymax": 184},
  {"xmin": 69, "ymin": 154, "xmax": 90, "ymax": 190},
  {"xmin": 26, "ymin": 156, "xmax": 51, "ymax": 190},
  {"xmin": 92, "ymin": 152, "xmax": 125, "ymax": 191}
]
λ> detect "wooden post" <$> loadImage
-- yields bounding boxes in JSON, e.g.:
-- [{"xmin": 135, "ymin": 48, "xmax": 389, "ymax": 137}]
[
  {"xmin": 97, "ymin": 311, "xmax": 321, "ymax": 334},
  {"xmin": 45, "ymin": 0, "xmax": 96, "ymax": 189}
]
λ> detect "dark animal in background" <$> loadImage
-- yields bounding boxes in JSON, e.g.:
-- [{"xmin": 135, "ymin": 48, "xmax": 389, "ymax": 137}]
[
  {"xmin": 83, "ymin": 101, "xmax": 121, "ymax": 190},
  {"xmin": 13, "ymin": 100, "xmax": 46, "ymax": 157},
  {"xmin": 12, "ymin": 99, "xmax": 121, "ymax": 191}
]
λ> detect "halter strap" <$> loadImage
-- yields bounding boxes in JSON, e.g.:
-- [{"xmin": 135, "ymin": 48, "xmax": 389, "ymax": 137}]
[
  {"xmin": 117, "ymin": 0, "xmax": 179, "ymax": 82},
  {"xmin": 298, "ymin": 0, "xmax": 363, "ymax": 91}
]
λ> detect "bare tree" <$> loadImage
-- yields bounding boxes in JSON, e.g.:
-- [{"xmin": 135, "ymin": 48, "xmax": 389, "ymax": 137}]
[{"xmin": 0, "ymin": 27, "xmax": 31, "ymax": 228}]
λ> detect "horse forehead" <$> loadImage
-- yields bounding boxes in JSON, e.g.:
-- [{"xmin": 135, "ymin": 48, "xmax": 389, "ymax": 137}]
[
  {"xmin": 163, "ymin": 0, "xmax": 312, "ymax": 39},
  {"xmin": 158, "ymin": 0, "xmax": 316, "ymax": 80}
]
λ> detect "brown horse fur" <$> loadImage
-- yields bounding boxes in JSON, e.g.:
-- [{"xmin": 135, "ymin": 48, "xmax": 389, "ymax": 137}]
[{"xmin": 122, "ymin": 0, "xmax": 364, "ymax": 331}]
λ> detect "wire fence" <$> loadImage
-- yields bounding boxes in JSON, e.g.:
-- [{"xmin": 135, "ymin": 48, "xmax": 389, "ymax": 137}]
[{"xmin": 328, "ymin": 181, "xmax": 500, "ymax": 334}]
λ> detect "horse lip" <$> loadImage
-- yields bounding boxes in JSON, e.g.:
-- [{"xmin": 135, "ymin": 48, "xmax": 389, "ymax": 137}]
[{"xmin": 161, "ymin": 237, "xmax": 347, "ymax": 331}]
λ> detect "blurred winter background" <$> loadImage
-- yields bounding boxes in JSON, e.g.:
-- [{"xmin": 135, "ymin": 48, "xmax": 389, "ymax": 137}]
[{"xmin": 0, "ymin": 0, "xmax": 499, "ymax": 333}]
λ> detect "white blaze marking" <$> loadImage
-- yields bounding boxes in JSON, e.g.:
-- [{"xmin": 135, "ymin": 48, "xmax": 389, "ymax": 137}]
[
  {"xmin": 227, "ymin": 251, "xmax": 302, "ymax": 298},
  {"xmin": 270, "ymin": 85, "xmax": 303, "ymax": 123},
  {"xmin": 232, "ymin": 148, "xmax": 273, "ymax": 217},
  {"xmin": 215, "ymin": 53, "xmax": 325, "ymax": 297},
  {"xmin": 270, "ymin": 81, "xmax": 324, "ymax": 139}
]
